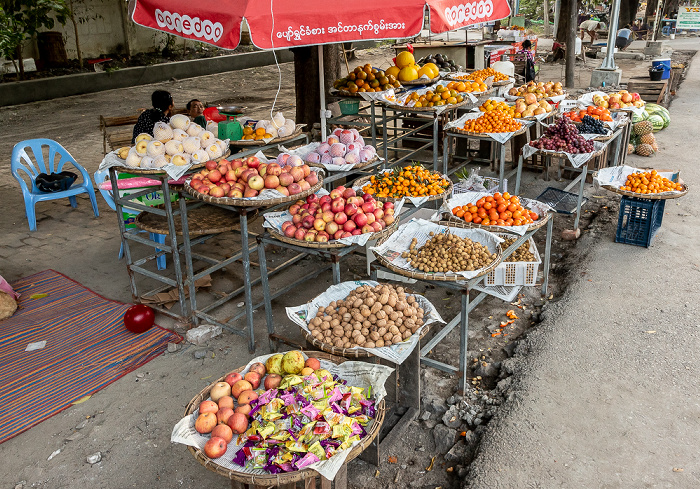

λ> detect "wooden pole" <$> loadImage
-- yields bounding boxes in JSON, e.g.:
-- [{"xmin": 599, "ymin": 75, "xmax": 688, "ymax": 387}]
[
  {"xmin": 565, "ymin": 0, "xmax": 577, "ymax": 87},
  {"xmin": 544, "ymin": 0, "xmax": 551, "ymax": 36}
]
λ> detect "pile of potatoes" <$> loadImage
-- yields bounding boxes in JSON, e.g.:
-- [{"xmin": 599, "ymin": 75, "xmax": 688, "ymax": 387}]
[
  {"xmin": 308, "ymin": 284, "xmax": 425, "ymax": 349},
  {"xmin": 501, "ymin": 237, "xmax": 536, "ymax": 262}
]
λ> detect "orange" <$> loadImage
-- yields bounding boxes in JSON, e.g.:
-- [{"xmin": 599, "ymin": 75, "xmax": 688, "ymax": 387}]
[{"xmin": 255, "ymin": 128, "xmax": 266, "ymax": 136}]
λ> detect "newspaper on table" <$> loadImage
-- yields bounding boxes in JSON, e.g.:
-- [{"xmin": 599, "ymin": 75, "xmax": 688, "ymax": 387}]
[
  {"xmin": 356, "ymin": 88, "xmax": 398, "ymax": 105},
  {"xmin": 352, "ymin": 169, "xmax": 451, "ymax": 207},
  {"xmin": 369, "ymin": 218, "xmax": 503, "ymax": 280},
  {"xmin": 263, "ymin": 198, "xmax": 404, "ymax": 247},
  {"xmin": 522, "ymin": 140, "xmax": 606, "ymax": 168},
  {"xmin": 593, "ymin": 165, "xmax": 682, "ymax": 195},
  {"xmin": 171, "ymin": 352, "xmax": 393, "ymax": 481},
  {"xmin": 279, "ymin": 142, "xmax": 383, "ymax": 172},
  {"xmin": 577, "ymin": 91, "xmax": 646, "ymax": 117},
  {"xmin": 286, "ymin": 280, "xmax": 444, "ymax": 364},
  {"xmin": 440, "ymin": 192, "xmax": 552, "ymax": 236},
  {"xmin": 444, "ymin": 112, "xmax": 534, "ymax": 144},
  {"xmin": 99, "ymin": 143, "xmax": 228, "ymax": 180}
]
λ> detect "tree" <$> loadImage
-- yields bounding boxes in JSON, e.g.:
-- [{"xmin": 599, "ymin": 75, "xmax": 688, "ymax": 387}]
[
  {"xmin": 292, "ymin": 44, "xmax": 342, "ymax": 132},
  {"xmin": 0, "ymin": 0, "xmax": 70, "ymax": 79},
  {"xmin": 619, "ymin": 0, "xmax": 641, "ymax": 29}
]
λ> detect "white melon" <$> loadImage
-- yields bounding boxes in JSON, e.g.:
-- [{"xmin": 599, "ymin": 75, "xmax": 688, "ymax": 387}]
[
  {"xmin": 134, "ymin": 139, "xmax": 149, "ymax": 156},
  {"xmin": 215, "ymin": 139, "xmax": 229, "ymax": 153},
  {"xmin": 276, "ymin": 126, "xmax": 290, "ymax": 138},
  {"xmin": 271, "ymin": 112, "xmax": 286, "ymax": 129},
  {"xmin": 199, "ymin": 131, "xmax": 215, "ymax": 144},
  {"xmin": 165, "ymin": 140, "xmax": 184, "ymax": 155},
  {"xmin": 125, "ymin": 150, "xmax": 142, "ymax": 168},
  {"xmin": 206, "ymin": 121, "xmax": 219, "ymax": 135}
]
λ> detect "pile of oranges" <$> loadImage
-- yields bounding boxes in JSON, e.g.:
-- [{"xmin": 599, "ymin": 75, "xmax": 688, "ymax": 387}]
[
  {"xmin": 462, "ymin": 110, "xmax": 522, "ymax": 133},
  {"xmin": 446, "ymin": 80, "xmax": 488, "ymax": 93},
  {"xmin": 405, "ymin": 85, "xmax": 465, "ymax": 108},
  {"xmin": 452, "ymin": 68, "xmax": 509, "ymax": 83},
  {"xmin": 563, "ymin": 105, "xmax": 613, "ymax": 122},
  {"xmin": 451, "ymin": 192, "xmax": 539, "ymax": 226},
  {"xmin": 479, "ymin": 99, "xmax": 517, "ymax": 118},
  {"xmin": 362, "ymin": 166, "xmax": 451, "ymax": 199},
  {"xmin": 334, "ymin": 64, "xmax": 402, "ymax": 94},
  {"xmin": 242, "ymin": 126, "xmax": 272, "ymax": 141},
  {"xmin": 620, "ymin": 170, "xmax": 683, "ymax": 194}
]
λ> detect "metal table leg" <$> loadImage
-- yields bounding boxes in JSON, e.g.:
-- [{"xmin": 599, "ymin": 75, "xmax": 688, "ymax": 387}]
[
  {"xmin": 515, "ymin": 154, "xmax": 524, "ymax": 194},
  {"xmin": 459, "ymin": 290, "xmax": 469, "ymax": 393},
  {"xmin": 433, "ymin": 112, "xmax": 439, "ymax": 172},
  {"xmin": 179, "ymin": 195, "xmax": 198, "ymax": 325},
  {"xmin": 574, "ymin": 164, "xmax": 587, "ymax": 231},
  {"xmin": 542, "ymin": 215, "xmax": 554, "ymax": 296},
  {"xmin": 257, "ymin": 236, "xmax": 275, "ymax": 352},
  {"xmin": 109, "ymin": 167, "xmax": 139, "ymax": 302},
  {"xmin": 161, "ymin": 179, "xmax": 189, "ymax": 318},
  {"xmin": 443, "ymin": 133, "xmax": 449, "ymax": 176},
  {"xmin": 240, "ymin": 209, "xmax": 255, "ymax": 353},
  {"xmin": 498, "ymin": 142, "xmax": 506, "ymax": 192}
]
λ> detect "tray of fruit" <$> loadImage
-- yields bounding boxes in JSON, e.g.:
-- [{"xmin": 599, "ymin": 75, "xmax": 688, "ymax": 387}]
[
  {"xmin": 370, "ymin": 218, "xmax": 503, "ymax": 282},
  {"xmin": 177, "ymin": 351, "xmax": 388, "ymax": 483},
  {"xmin": 354, "ymin": 166, "xmax": 453, "ymax": 205},
  {"xmin": 510, "ymin": 97, "xmax": 556, "ymax": 120},
  {"xmin": 386, "ymin": 82, "xmax": 488, "ymax": 111},
  {"xmin": 444, "ymin": 68, "xmax": 512, "ymax": 86},
  {"xmin": 442, "ymin": 191, "xmax": 550, "ymax": 233},
  {"xmin": 579, "ymin": 90, "xmax": 645, "ymax": 112},
  {"xmin": 185, "ymin": 155, "xmax": 324, "ymax": 207},
  {"xmin": 236, "ymin": 125, "xmax": 306, "ymax": 146},
  {"xmin": 263, "ymin": 188, "xmax": 399, "ymax": 249},
  {"xmin": 288, "ymin": 281, "xmax": 444, "ymax": 361},
  {"xmin": 526, "ymin": 118, "xmax": 605, "ymax": 163},
  {"xmin": 594, "ymin": 166, "xmax": 688, "ymax": 200},
  {"xmin": 470, "ymin": 99, "xmax": 554, "ymax": 123},
  {"xmin": 333, "ymin": 64, "xmax": 402, "ymax": 96},
  {"xmin": 293, "ymin": 128, "xmax": 380, "ymax": 171},
  {"xmin": 506, "ymin": 81, "xmax": 566, "ymax": 103},
  {"xmin": 569, "ymin": 115, "xmax": 614, "ymax": 141},
  {"xmin": 109, "ymin": 116, "xmax": 231, "ymax": 175},
  {"xmin": 445, "ymin": 110, "xmax": 527, "ymax": 139}
]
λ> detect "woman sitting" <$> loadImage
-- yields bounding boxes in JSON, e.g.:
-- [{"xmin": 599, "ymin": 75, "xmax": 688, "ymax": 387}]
[{"xmin": 132, "ymin": 90, "xmax": 174, "ymax": 143}]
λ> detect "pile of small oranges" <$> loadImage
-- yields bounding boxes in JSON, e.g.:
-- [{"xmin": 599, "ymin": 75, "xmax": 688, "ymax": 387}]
[
  {"xmin": 479, "ymin": 99, "xmax": 517, "ymax": 118},
  {"xmin": 405, "ymin": 85, "xmax": 465, "ymax": 108},
  {"xmin": 452, "ymin": 68, "xmax": 509, "ymax": 83},
  {"xmin": 620, "ymin": 170, "xmax": 683, "ymax": 194},
  {"xmin": 445, "ymin": 80, "xmax": 488, "ymax": 93},
  {"xmin": 241, "ymin": 126, "xmax": 272, "ymax": 141},
  {"xmin": 452, "ymin": 193, "xmax": 539, "ymax": 226},
  {"xmin": 462, "ymin": 110, "xmax": 522, "ymax": 133},
  {"xmin": 362, "ymin": 166, "xmax": 451, "ymax": 199}
]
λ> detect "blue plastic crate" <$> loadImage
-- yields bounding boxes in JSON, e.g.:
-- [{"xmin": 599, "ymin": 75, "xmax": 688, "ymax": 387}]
[{"xmin": 615, "ymin": 196, "xmax": 665, "ymax": 247}]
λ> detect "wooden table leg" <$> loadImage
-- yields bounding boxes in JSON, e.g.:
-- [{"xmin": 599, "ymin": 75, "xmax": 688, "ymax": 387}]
[
  {"xmin": 333, "ymin": 464, "xmax": 348, "ymax": 489},
  {"xmin": 305, "ymin": 477, "xmax": 317, "ymax": 489}
]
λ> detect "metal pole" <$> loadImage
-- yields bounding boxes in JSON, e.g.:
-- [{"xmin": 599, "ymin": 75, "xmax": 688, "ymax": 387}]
[
  {"xmin": 600, "ymin": 0, "xmax": 622, "ymax": 70},
  {"xmin": 553, "ymin": 0, "xmax": 561, "ymax": 38},
  {"xmin": 544, "ymin": 0, "xmax": 551, "ymax": 36},
  {"xmin": 318, "ymin": 45, "xmax": 327, "ymax": 139},
  {"xmin": 651, "ymin": 0, "xmax": 664, "ymax": 41}
]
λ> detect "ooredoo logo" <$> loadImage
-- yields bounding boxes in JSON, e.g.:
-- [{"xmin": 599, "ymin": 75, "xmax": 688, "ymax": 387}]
[
  {"xmin": 444, "ymin": 0, "xmax": 495, "ymax": 26},
  {"xmin": 155, "ymin": 9, "xmax": 223, "ymax": 42}
]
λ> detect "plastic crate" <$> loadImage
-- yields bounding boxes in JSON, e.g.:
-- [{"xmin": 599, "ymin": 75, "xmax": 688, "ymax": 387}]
[
  {"xmin": 485, "ymin": 236, "xmax": 542, "ymax": 287},
  {"xmin": 615, "ymin": 196, "xmax": 665, "ymax": 247},
  {"xmin": 338, "ymin": 99, "xmax": 360, "ymax": 115}
]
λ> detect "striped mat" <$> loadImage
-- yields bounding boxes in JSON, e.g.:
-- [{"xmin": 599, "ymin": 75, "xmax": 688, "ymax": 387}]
[{"xmin": 0, "ymin": 269, "xmax": 182, "ymax": 444}]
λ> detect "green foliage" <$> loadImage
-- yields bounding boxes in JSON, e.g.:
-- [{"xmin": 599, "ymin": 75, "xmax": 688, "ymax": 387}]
[{"xmin": 0, "ymin": 0, "xmax": 70, "ymax": 62}]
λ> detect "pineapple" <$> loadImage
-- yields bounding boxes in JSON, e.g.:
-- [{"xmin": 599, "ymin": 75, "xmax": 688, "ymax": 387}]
[
  {"xmin": 635, "ymin": 143, "xmax": 654, "ymax": 156},
  {"xmin": 633, "ymin": 121, "xmax": 653, "ymax": 136},
  {"xmin": 640, "ymin": 133, "xmax": 656, "ymax": 145}
]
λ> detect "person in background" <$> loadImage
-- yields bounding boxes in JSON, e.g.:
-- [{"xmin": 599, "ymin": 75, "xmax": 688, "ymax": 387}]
[
  {"xmin": 579, "ymin": 19, "xmax": 604, "ymax": 42},
  {"xmin": 187, "ymin": 99, "xmax": 207, "ymax": 129},
  {"xmin": 517, "ymin": 40, "xmax": 537, "ymax": 82},
  {"xmin": 132, "ymin": 90, "xmax": 173, "ymax": 143},
  {"xmin": 616, "ymin": 25, "xmax": 634, "ymax": 51}
]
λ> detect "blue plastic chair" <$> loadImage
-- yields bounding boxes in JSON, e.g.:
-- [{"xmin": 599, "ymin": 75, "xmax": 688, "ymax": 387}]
[
  {"xmin": 11, "ymin": 139, "xmax": 99, "ymax": 231},
  {"xmin": 93, "ymin": 168, "xmax": 167, "ymax": 270}
]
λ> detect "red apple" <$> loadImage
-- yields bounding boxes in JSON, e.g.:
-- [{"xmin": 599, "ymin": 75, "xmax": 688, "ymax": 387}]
[
  {"xmin": 294, "ymin": 228, "xmax": 307, "ymax": 240},
  {"xmin": 195, "ymin": 412, "xmax": 218, "ymax": 434},
  {"xmin": 264, "ymin": 174, "xmax": 279, "ymax": 189},
  {"xmin": 302, "ymin": 215, "xmax": 315, "ymax": 229},
  {"xmin": 331, "ymin": 198, "xmax": 346, "ymax": 213},
  {"xmin": 314, "ymin": 218, "xmax": 326, "ymax": 231},
  {"xmin": 288, "ymin": 183, "xmax": 302, "ymax": 195},
  {"xmin": 211, "ymin": 424, "xmax": 233, "ymax": 443},
  {"xmin": 205, "ymin": 160, "xmax": 218, "ymax": 170},
  {"xmin": 299, "ymin": 181, "xmax": 311, "ymax": 191},
  {"xmin": 371, "ymin": 222, "xmax": 382, "ymax": 232},
  {"xmin": 343, "ymin": 188, "xmax": 356, "ymax": 199},
  {"xmin": 192, "ymin": 173, "xmax": 204, "ymax": 181},
  {"xmin": 231, "ymin": 380, "xmax": 252, "ymax": 399},
  {"xmin": 366, "ymin": 212, "xmax": 376, "ymax": 224},
  {"xmin": 319, "ymin": 195, "xmax": 331, "ymax": 206},
  {"xmin": 373, "ymin": 209, "xmax": 384, "ymax": 220},
  {"xmin": 304, "ymin": 230, "xmax": 318, "ymax": 242},
  {"xmin": 234, "ymin": 404, "xmax": 252, "ymax": 416},
  {"xmin": 264, "ymin": 373, "xmax": 282, "ymax": 390},
  {"xmin": 249, "ymin": 362, "xmax": 266, "ymax": 377},
  {"xmin": 305, "ymin": 357, "xmax": 321, "ymax": 370},
  {"xmin": 344, "ymin": 203, "xmax": 358, "ymax": 216},
  {"xmin": 248, "ymin": 175, "xmax": 265, "ymax": 191},
  {"xmin": 307, "ymin": 194, "xmax": 319, "ymax": 205},
  {"xmin": 354, "ymin": 212, "xmax": 368, "ymax": 227},
  {"xmin": 319, "ymin": 210, "xmax": 333, "ymax": 223},
  {"xmin": 204, "ymin": 437, "xmax": 228, "ymax": 459},
  {"xmin": 279, "ymin": 172, "xmax": 294, "ymax": 187},
  {"xmin": 305, "ymin": 173, "xmax": 319, "ymax": 186},
  {"xmin": 329, "ymin": 188, "xmax": 344, "ymax": 200},
  {"xmin": 361, "ymin": 201, "xmax": 375, "ymax": 214},
  {"xmin": 384, "ymin": 202, "xmax": 394, "ymax": 210},
  {"xmin": 341, "ymin": 231, "xmax": 352, "ymax": 238},
  {"xmin": 290, "ymin": 167, "xmax": 304, "ymax": 182},
  {"xmin": 227, "ymin": 413, "xmax": 249, "ymax": 434},
  {"xmin": 284, "ymin": 224, "xmax": 297, "ymax": 238},
  {"xmin": 301, "ymin": 164, "xmax": 311, "ymax": 177},
  {"xmin": 316, "ymin": 234, "xmax": 328, "ymax": 243},
  {"xmin": 243, "ymin": 188, "xmax": 258, "ymax": 198},
  {"xmin": 334, "ymin": 230, "xmax": 345, "ymax": 240},
  {"xmin": 244, "ymin": 371, "xmax": 261, "ymax": 389},
  {"xmin": 208, "ymin": 170, "xmax": 222, "ymax": 184},
  {"xmin": 266, "ymin": 163, "xmax": 282, "ymax": 176},
  {"xmin": 289, "ymin": 204, "xmax": 301, "ymax": 215},
  {"xmin": 325, "ymin": 221, "xmax": 339, "ymax": 236},
  {"xmin": 352, "ymin": 229, "xmax": 362, "ymax": 236},
  {"xmin": 384, "ymin": 215, "xmax": 395, "ymax": 225},
  {"xmin": 343, "ymin": 220, "xmax": 356, "ymax": 232},
  {"xmin": 276, "ymin": 186, "xmax": 290, "ymax": 197},
  {"xmin": 361, "ymin": 224, "xmax": 374, "ymax": 234},
  {"xmin": 199, "ymin": 400, "xmax": 218, "ymax": 415},
  {"xmin": 246, "ymin": 156, "xmax": 260, "ymax": 169},
  {"xmin": 217, "ymin": 407, "xmax": 234, "ymax": 425},
  {"xmin": 218, "ymin": 396, "xmax": 234, "ymax": 410},
  {"xmin": 334, "ymin": 212, "xmax": 348, "ymax": 225},
  {"xmin": 231, "ymin": 159, "xmax": 244, "ymax": 169},
  {"xmin": 292, "ymin": 214, "xmax": 303, "ymax": 226}
]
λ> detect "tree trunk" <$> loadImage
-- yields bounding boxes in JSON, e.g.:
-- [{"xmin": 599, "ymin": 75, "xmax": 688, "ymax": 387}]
[
  {"xmin": 293, "ymin": 44, "xmax": 342, "ymax": 130},
  {"xmin": 556, "ymin": 0, "xmax": 572, "ymax": 43},
  {"xmin": 544, "ymin": 0, "xmax": 551, "ymax": 36},
  {"xmin": 619, "ymin": 0, "xmax": 640, "ymax": 29},
  {"xmin": 68, "ymin": 0, "xmax": 83, "ymax": 68},
  {"xmin": 15, "ymin": 45, "xmax": 24, "ymax": 80},
  {"xmin": 565, "ymin": 0, "xmax": 577, "ymax": 88}
]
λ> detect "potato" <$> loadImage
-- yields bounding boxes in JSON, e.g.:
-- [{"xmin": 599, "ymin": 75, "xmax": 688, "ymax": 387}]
[
  {"xmin": 375, "ymin": 339, "xmax": 384, "ymax": 347},
  {"xmin": 365, "ymin": 341, "xmax": 376, "ymax": 348}
]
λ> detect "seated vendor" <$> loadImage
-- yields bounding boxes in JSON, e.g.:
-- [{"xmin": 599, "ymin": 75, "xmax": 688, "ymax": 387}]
[
  {"xmin": 615, "ymin": 25, "xmax": 634, "ymax": 51},
  {"xmin": 132, "ymin": 90, "xmax": 173, "ymax": 143},
  {"xmin": 187, "ymin": 99, "xmax": 207, "ymax": 129}
]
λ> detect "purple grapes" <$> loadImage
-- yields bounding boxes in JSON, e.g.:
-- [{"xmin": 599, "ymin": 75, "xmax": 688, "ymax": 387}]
[{"xmin": 529, "ymin": 117, "xmax": 594, "ymax": 153}]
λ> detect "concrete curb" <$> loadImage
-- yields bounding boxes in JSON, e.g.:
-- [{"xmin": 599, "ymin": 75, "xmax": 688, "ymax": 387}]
[{"xmin": 1, "ymin": 41, "xmax": 381, "ymax": 107}]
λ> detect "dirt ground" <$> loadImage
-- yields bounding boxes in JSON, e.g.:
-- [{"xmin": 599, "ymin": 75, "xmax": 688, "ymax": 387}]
[{"xmin": 0, "ymin": 42, "xmax": 693, "ymax": 489}]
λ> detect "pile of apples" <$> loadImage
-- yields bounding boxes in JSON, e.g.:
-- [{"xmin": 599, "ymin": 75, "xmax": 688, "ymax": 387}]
[
  {"xmin": 280, "ymin": 186, "xmax": 395, "ymax": 243},
  {"xmin": 189, "ymin": 155, "xmax": 319, "ymax": 199},
  {"xmin": 592, "ymin": 90, "xmax": 644, "ymax": 110},
  {"xmin": 194, "ymin": 351, "xmax": 322, "ymax": 459},
  {"xmin": 508, "ymin": 81, "xmax": 564, "ymax": 100}
]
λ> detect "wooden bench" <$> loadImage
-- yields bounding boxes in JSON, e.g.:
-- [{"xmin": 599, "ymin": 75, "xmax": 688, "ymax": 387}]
[{"xmin": 99, "ymin": 108, "xmax": 189, "ymax": 155}]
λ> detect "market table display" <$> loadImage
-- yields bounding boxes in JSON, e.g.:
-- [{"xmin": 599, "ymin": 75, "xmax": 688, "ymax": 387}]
[{"xmin": 173, "ymin": 350, "xmax": 391, "ymax": 488}]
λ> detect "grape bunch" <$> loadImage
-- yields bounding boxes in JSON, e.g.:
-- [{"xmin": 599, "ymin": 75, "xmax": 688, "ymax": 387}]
[
  {"xmin": 529, "ymin": 117, "xmax": 595, "ymax": 154},
  {"xmin": 578, "ymin": 115, "xmax": 607, "ymax": 135}
]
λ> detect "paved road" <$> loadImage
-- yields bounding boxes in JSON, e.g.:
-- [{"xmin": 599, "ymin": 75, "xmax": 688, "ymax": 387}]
[{"xmin": 466, "ymin": 40, "xmax": 700, "ymax": 488}]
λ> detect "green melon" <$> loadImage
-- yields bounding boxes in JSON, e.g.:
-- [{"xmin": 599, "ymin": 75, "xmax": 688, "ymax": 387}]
[
  {"xmin": 632, "ymin": 109, "xmax": 649, "ymax": 123},
  {"xmin": 647, "ymin": 114, "xmax": 664, "ymax": 132}
]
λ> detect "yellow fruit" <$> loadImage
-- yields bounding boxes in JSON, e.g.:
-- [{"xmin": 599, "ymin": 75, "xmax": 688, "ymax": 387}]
[
  {"xmin": 423, "ymin": 62, "xmax": 439, "ymax": 78},
  {"xmin": 417, "ymin": 66, "xmax": 433, "ymax": 79},
  {"xmin": 385, "ymin": 66, "xmax": 401, "ymax": 78},
  {"xmin": 396, "ymin": 51, "xmax": 415, "ymax": 69},
  {"xmin": 398, "ymin": 65, "xmax": 419, "ymax": 82}
]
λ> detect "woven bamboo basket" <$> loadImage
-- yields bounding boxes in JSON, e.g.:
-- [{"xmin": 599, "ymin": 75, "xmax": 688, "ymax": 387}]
[
  {"xmin": 353, "ymin": 175, "xmax": 453, "ymax": 205},
  {"xmin": 384, "ymin": 97, "xmax": 473, "ymax": 113},
  {"xmin": 595, "ymin": 171, "xmax": 689, "ymax": 200},
  {"xmin": 231, "ymin": 126, "xmax": 306, "ymax": 147},
  {"xmin": 183, "ymin": 351, "xmax": 385, "ymax": 485},
  {"xmin": 184, "ymin": 172, "xmax": 325, "ymax": 208},
  {"xmin": 112, "ymin": 150, "xmax": 230, "ymax": 175},
  {"xmin": 401, "ymin": 75, "xmax": 441, "ymax": 86},
  {"xmin": 266, "ymin": 217, "xmax": 399, "ymax": 250},
  {"xmin": 372, "ymin": 221, "xmax": 503, "ymax": 282},
  {"xmin": 135, "ymin": 205, "xmax": 258, "ymax": 236},
  {"xmin": 307, "ymin": 154, "xmax": 380, "ymax": 172}
]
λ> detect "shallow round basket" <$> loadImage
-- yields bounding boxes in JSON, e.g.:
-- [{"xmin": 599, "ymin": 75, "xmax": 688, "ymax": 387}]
[
  {"xmin": 267, "ymin": 217, "xmax": 399, "ymax": 250},
  {"xmin": 184, "ymin": 171, "xmax": 324, "ymax": 208},
  {"xmin": 232, "ymin": 126, "xmax": 305, "ymax": 147},
  {"xmin": 526, "ymin": 146, "xmax": 606, "ymax": 160},
  {"xmin": 600, "ymin": 183, "xmax": 688, "ymax": 200},
  {"xmin": 353, "ymin": 175, "xmax": 453, "ymax": 204},
  {"xmin": 609, "ymin": 105, "xmax": 645, "ymax": 113},
  {"xmin": 307, "ymin": 154, "xmax": 380, "ymax": 172},
  {"xmin": 443, "ymin": 208, "xmax": 551, "ymax": 232},
  {"xmin": 373, "ymin": 222, "xmax": 503, "ymax": 282},
  {"xmin": 385, "ymin": 97, "xmax": 473, "ymax": 113},
  {"xmin": 136, "ymin": 205, "xmax": 258, "ymax": 236},
  {"xmin": 183, "ymin": 351, "xmax": 385, "ymax": 486},
  {"xmin": 446, "ymin": 124, "xmax": 528, "ymax": 139},
  {"xmin": 112, "ymin": 150, "xmax": 230, "ymax": 175},
  {"xmin": 401, "ymin": 75, "xmax": 441, "ymax": 86}
]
